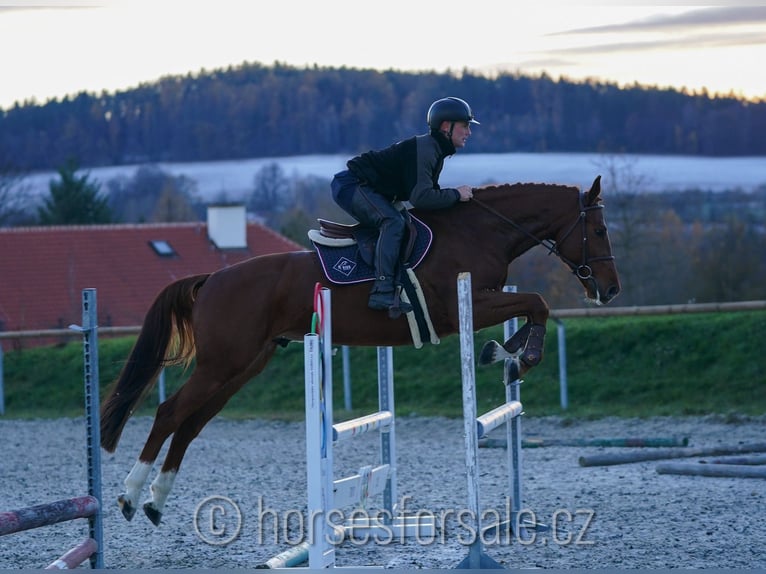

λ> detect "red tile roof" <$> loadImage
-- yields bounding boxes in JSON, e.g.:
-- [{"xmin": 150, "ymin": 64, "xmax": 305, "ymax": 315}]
[{"xmin": 0, "ymin": 222, "xmax": 304, "ymax": 341}]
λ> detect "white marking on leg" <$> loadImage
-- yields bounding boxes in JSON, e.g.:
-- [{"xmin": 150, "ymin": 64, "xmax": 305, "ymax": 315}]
[
  {"xmin": 148, "ymin": 470, "xmax": 177, "ymax": 513},
  {"xmin": 123, "ymin": 460, "xmax": 153, "ymax": 507},
  {"xmin": 495, "ymin": 341, "xmax": 514, "ymax": 361}
]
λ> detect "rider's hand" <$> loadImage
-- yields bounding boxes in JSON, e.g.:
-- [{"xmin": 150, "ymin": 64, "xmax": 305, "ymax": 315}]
[{"xmin": 457, "ymin": 185, "xmax": 473, "ymax": 202}]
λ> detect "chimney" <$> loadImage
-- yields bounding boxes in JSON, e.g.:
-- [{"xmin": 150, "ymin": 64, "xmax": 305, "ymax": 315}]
[{"xmin": 207, "ymin": 204, "xmax": 247, "ymax": 249}]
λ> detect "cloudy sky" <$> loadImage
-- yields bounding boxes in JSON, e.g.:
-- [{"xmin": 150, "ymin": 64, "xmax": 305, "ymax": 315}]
[{"xmin": 0, "ymin": 0, "xmax": 764, "ymax": 110}]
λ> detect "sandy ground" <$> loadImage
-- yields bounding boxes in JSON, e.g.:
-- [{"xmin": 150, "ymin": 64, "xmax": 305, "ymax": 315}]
[{"xmin": 1, "ymin": 414, "xmax": 765, "ymax": 569}]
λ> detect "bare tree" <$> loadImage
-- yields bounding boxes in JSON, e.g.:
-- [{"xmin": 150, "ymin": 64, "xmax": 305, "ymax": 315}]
[
  {"xmin": 0, "ymin": 166, "xmax": 33, "ymax": 226},
  {"xmin": 592, "ymin": 154, "xmax": 655, "ymax": 305},
  {"xmin": 247, "ymin": 163, "xmax": 290, "ymax": 225},
  {"xmin": 107, "ymin": 165, "xmax": 200, "ymax": 223}
]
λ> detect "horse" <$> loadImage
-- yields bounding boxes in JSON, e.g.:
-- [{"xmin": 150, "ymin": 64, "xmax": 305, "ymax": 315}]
[{"xmin": 100, "ymin": 176, "xmax": 620, "ymax": 526}]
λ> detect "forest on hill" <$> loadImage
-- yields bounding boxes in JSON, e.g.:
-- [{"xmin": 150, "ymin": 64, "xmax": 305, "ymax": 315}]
[{"xmin": 1, "ymin": 62, "xmax": 764, "ymax": 172}]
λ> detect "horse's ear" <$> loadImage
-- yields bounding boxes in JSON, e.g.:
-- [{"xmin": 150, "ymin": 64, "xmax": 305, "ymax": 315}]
[{"xmin": 586, "ymin": 175, "xmax": 602, "ymax": 206}]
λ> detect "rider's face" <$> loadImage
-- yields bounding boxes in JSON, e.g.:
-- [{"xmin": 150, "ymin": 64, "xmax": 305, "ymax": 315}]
[{"xmin": 444, "ymin": 121, "xmax": 471, "ymax": 149}]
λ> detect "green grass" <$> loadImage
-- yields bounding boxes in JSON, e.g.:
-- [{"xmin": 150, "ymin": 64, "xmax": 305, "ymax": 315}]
[{"xmin": 2, "ymin": 311, "xmax": 764, "ymax": 419}]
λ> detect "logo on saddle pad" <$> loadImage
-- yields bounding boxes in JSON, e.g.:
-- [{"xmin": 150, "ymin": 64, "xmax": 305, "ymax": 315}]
[{"xmin": 332, "ymin": 257, "xmax": 357, "ymax": 276}]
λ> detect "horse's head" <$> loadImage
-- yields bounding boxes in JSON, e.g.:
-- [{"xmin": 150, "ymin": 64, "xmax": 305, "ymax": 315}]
[{"xmin": 554, "ymin": 176, "xmax": 621, "ymax": 305}]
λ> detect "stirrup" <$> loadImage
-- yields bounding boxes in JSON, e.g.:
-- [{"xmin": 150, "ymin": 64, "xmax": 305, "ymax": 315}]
[{"xmin": 368, "ymin": 292, "xmax": 413, "ymax": 318}]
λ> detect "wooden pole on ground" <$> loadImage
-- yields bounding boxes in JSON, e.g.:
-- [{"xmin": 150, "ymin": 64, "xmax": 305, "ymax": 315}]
[
  {"xmin": 479, "ymin": 436, "xmax": 689, "ymax": 449},
  {"xmin": 578, "ymin": 442, "xmax": 766, "ymax": 467},
  {"xmin": 656, "ymin": 462, "xmax": 766, "ymax": 479}
]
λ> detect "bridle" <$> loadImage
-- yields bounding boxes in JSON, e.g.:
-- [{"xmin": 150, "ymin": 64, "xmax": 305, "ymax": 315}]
[{"xmin": 471, "ymin": 192, "xmax": 615, "ymax": 281}]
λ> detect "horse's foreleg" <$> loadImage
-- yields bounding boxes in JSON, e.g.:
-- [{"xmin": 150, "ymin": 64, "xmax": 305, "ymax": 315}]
[
  {"xmin": 519, "ymin": 322, "xmax": 546, "ymax": 368},
  {"xmin": 474, "ymin": 291, "xmax": 549, "ymax": 375}
]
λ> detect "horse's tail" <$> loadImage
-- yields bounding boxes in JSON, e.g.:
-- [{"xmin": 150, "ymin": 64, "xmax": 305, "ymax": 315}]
[{"xmin": 100, "ymin": 273, "xmax": 210, "ymax": 453}]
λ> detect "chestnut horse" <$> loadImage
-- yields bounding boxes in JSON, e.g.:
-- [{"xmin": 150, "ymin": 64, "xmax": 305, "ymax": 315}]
[{"xmin": 100, "ymin": 176, "xmax": 620, "ymax": 526}]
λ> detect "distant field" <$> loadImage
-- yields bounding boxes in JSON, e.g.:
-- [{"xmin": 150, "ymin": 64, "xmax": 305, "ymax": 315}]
[{"xmin": 22, "ymin": 152, "xmax": 766, "ymax": 204}]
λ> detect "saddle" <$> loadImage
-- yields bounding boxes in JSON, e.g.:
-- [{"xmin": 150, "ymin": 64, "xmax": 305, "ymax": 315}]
[
  {"xmin": 307, "ymin": 213, "xmax": 432, "ymax": 281},
  {"xmin": 316, "ymin": 219, "xmax": 361, "ymax": 241}
]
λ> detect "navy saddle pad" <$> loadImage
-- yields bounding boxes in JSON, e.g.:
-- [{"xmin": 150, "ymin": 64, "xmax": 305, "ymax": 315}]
[{"xmin": 311, "ymin": 215, "xmax": 433, "ymax": 284}]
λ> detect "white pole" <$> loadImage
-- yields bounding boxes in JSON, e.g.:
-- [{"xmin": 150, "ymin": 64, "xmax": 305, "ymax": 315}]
[
  {"xmin": 457, "ymin": 272, "xmax": 483, "ymax": 569},
  {"xmin": 304, "ymin": 287, "xmax": 335, "ymax": 569}
]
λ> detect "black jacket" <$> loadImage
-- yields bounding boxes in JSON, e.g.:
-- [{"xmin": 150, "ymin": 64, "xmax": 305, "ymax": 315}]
[{"xmin": 347, "ymin": 131, "xmax": 460, "ymax": 209}]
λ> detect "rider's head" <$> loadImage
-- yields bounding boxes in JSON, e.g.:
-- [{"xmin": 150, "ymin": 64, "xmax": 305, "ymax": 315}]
[{"xmin": 427, "ymin": 97, "xmax": 480, "ymax": 137}]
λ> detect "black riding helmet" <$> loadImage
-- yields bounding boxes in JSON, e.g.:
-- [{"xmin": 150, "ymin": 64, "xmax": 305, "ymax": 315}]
[{"xmin": 426, "ymin": 97, "xmax": 480, "ymax": 131}]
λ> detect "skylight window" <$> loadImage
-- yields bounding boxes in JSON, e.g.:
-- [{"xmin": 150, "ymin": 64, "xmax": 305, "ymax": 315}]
[{"xmin": 149, "ymin": 240, "xmax": 177, "ymax": 257}]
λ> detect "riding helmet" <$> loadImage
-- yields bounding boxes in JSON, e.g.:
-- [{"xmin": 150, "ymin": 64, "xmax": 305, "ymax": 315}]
[{"xmin": 427, "ymin": 97, "xmax": 480, "ymax": 130}]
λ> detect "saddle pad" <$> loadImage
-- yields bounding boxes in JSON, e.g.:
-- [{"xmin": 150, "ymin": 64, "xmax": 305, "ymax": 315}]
[{"xmin": 312, "ymin": 215, "xmax": 433, "ymax": 284}]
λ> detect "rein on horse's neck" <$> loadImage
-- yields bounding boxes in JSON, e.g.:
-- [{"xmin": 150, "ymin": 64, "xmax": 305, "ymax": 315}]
[{"xmin": 470, "ymin": 191, "xmax": 560, "ymax": 258}]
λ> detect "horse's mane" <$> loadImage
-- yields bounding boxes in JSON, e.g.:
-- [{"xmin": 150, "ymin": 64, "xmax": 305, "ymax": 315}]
[{"xmin": 473, "ymin": 181, "xmax": 578, "ymax": 196}]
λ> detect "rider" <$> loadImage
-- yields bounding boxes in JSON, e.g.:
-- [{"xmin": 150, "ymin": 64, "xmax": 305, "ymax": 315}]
[{"xmin": 331, "ymin": 97, "xmax": 478, "ymax": 317}]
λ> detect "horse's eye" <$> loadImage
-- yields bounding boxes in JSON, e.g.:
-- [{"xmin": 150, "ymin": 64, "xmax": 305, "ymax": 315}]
[{"xmin": 595, "ymin": 227, "xmax": 607, "ymax": 238}]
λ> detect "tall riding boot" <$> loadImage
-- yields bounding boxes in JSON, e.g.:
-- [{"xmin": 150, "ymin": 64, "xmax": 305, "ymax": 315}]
[{"xmin": 368, "ymin": 223, "xmax": 412, "ymax": 317}]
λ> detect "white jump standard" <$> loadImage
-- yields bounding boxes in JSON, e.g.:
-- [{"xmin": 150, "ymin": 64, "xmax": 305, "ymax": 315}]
[
  {"xmin": 456, "ymin": 272, "xmax": 545, "ymax": 570},
  {"xmin": 262, "ymin": 285, "xmax": 433, "ymax": 569}
]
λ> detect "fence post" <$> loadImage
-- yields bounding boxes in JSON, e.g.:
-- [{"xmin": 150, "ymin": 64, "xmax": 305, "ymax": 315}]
[
  {"xmin": 0, "ymin": 343, "xmax": 4, "ymax": 415},
  {"xmin": 554, "ymin": 319, "xmax": 568, "ymax": 410},
  {"xmin": 78, "ymin": 289, "xmax": 104, "ymax": 569}
]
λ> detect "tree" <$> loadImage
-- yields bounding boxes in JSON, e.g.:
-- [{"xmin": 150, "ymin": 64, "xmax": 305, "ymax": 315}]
[
  {"xmin": 37, "ymin": 161, "xmax": 112, "ymax": 224},
  {"xmin": 106, "ymin": 165, "xmax": 200, "ymax": 223},
  {"xmin": 0, "ymin": 166, "xmax": 33, "ymax": 226},
  {"xmin": 592, "ymin": 154, "xmax": 655, "ymax": 305},
  {"xmin": 151, "ymin": 184, "xmax": 198, "ymax": 222},
  {"xmin": 247, "ymin": 162, "xmax": 291, "ymax": 226}
]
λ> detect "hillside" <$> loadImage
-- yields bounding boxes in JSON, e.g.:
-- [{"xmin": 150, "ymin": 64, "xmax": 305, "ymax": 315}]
[
  {"xmin": 2, "ymin": 310, "xmax": 764, "ymax": 419},
  {"xmin": 2, "ymin": 63, "xmax": 764, "ymax": 171}
]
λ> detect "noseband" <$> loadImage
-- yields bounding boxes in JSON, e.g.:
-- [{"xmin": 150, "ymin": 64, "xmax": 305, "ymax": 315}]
[{"xmin": 471, "ymin": 192, "xmax": 615, "ymax": 280}]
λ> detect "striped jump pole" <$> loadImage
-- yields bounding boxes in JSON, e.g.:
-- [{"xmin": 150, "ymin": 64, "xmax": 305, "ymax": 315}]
[
  {"xmin": 0, "ymin": 496, "xmax": 99, "ymax": 536},
  {"xmin": 46, "ymin": 538, "xmax": 98, "ymax": 570}
]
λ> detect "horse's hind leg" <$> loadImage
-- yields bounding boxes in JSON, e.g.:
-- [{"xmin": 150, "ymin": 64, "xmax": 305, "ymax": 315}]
[
  {"xmin": 143, "ymin": 343, "xmax": 278, "ymax": 525},
  {"xmin": 117, "ymin": 366, "xmax": 222, "ymax": 521},
  {"xmin": 142, "ymin": 386, "xmax": 237, "ymax": 526}
]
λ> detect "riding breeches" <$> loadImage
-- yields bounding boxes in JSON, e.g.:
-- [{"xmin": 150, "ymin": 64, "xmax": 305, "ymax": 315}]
[{"xmin": 343, "ymin": 184, "xmax": 406, "ymax": 293}]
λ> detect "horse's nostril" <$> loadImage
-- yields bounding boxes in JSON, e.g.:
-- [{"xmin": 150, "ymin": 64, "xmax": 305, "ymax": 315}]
[{"xmin": 606, "ymin": 285, "xmax": 620, "ymax": 300}]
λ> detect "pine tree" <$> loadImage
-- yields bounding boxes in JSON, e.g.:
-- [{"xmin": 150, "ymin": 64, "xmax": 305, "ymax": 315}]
[{"xmin": 37, "ymin": 160, "xmax": 112, "ymax": 224}]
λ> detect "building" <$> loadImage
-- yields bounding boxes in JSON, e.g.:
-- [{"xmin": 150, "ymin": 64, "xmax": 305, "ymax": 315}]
[{"xmin": 0, "ymin": 205, "xmax": 304, "ymax": 346}]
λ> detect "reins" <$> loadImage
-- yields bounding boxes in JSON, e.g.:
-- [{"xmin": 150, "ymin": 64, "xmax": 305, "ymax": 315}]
[{"xmin": 470, "ymin": 191, "xmax": 614, "ymax": 281}]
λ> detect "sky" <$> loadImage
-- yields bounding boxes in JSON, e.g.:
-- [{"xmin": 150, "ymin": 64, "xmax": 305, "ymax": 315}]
[{"xmin": 0, "ymin": 1, "xmax": 765, "ymax": 111}]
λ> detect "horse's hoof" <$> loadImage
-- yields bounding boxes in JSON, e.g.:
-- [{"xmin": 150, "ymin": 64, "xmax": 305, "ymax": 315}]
[
  {"xmin": 117, "ymin": 494, "xmax": 136, "ymax": 521},
  {"xmin": 505, "ymin": 358, "xmax": 521, "ymax": 382},
  {"xmin": 520, "ymin": 348, "xmax": 542, "ymax": 367},
  {"xmin": 143, "ymin": 502, "xmax": 162, "ymax": 526},
  {"xmin": 479, "ymin": 340, "xmax": 506, "ymax": 365}
]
